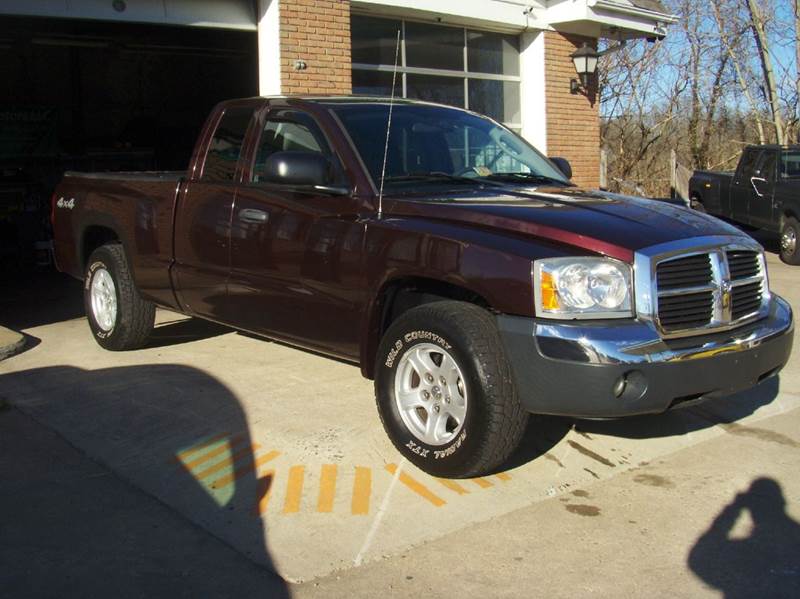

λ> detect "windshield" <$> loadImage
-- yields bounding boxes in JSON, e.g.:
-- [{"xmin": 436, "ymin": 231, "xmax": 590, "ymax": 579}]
[{"xmin": 329, "ymin": 102, "xmax": 570, "ymax": 192}]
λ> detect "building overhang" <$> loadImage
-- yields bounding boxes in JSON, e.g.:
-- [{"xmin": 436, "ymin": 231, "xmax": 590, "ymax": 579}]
[{"xmin": 0, "ymin": 0, "xmax": 257, "ymax": 31}]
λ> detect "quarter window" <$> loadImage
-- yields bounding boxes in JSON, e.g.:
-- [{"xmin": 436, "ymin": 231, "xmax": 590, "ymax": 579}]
[{"xmin": 351, "ymin": 16, "xmax": 521, "ymax": 129}]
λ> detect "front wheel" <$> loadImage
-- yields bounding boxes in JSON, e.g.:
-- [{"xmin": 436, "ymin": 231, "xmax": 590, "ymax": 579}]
[
  {"xmin": 84, "ymin": 243, "xmax": 155, "ymax": 350},
  {"xmin": 375, "ymin": 301, "xmax": 528, "ymax": 478},
  {"xmin": 780, "ymin": 217, "xmax": 800, "ymax": 265}
]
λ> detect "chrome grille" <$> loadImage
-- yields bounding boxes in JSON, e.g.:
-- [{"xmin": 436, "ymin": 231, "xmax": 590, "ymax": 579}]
[
  {"xmin": 652, "ymin": 246, "xmax": 768, "ymax": 338},
  {"xmin": 727, "ymin": 251, "xmax": 760, "ymax": 280},
  {"xmin": 656, "ymin": 254, "xmax": 715, "ymax": 332}
]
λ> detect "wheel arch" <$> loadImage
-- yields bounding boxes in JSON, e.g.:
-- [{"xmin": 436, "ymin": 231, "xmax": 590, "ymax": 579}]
[
  {"xmin": 81, "ymin": 225, "xmax": 121, "ymax": 268},
  {"xmin": 360, "ymin": 276, "xmax": 492, "ymax": 380}
]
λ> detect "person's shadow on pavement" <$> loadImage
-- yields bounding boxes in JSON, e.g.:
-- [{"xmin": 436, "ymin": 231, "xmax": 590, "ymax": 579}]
[{"xmin": 688, "ymin": 478, "xmax": 800, "ymax": 598}]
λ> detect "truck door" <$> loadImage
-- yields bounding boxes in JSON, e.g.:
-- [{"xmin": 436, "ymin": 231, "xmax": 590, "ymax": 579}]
[
  {"xmin": 227, "ymin": 108, "xmax": 365, "ymax": 359},
  {"xmin": 730, "ymin": 148, "xmax": 760, "ymax": 224},
  {"xmin": 748, "ymin": 150, "xmax": 777, "ymax": 227},
  {"xmin": 173, "ymin": 105, "xmax": 254, "ymax": 319}
]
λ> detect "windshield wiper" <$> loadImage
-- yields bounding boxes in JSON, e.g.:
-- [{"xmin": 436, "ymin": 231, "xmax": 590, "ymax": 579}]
[
  {"xmin": 486, "ymin": 172, "xmax": 570, "ymax": 186},
  {"xmin": 383, "ymin": 172, "xmax": 504, "ymax": 187}
]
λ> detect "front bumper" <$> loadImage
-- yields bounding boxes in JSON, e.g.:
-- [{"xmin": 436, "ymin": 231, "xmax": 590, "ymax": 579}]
[{"xmin": 497, "ymin": 295, "xmax": 794, "ymax": 418}]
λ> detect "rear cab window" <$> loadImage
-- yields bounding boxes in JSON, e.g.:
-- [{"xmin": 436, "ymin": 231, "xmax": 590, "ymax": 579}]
[{"xmin": 201, "ymin": 106, "xmax": 255, "ymax": 182}]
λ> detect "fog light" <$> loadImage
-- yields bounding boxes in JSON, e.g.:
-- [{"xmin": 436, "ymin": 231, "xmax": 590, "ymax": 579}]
[
  {"xmin": 613, "ymin": 371, "xmax": 648, "ymax": 401},
  {"xmin": 613, "ymin": 375, "xmax": 627, "ymax": 398}
]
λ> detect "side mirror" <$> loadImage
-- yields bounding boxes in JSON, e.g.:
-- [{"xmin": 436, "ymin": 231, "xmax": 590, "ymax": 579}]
[
  {"xmin": 549, "ymin": 156, "xmax": 573, "ymax": 180},
  {"xmin": 261, "ymin": 151, "xmax": 331, "ymax": 186}
]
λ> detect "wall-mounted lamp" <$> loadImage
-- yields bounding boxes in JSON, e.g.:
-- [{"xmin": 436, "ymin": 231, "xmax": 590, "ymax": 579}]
[
  {"xmin": 570, "ymin": 43, "xmax": 599, "ymax": 95},
  {"xmin": 294, "ymin": 59, "xmax": 307, "ymax": 71}
]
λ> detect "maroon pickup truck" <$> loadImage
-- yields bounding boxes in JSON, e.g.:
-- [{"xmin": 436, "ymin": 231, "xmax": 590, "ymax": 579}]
[{"xmin": 52, "ymin": 97, "xmax": 794, "ymax": 477}]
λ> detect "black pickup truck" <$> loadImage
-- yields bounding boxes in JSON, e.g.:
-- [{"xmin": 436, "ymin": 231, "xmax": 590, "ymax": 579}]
[{"xmin": 689, "ymin": 145, "xmax": 800, "ymax": 264}]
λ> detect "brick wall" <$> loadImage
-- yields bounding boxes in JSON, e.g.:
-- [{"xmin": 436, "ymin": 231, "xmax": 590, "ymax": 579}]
[
  {"xmin": 544, "ymin": 31, "xmax": 600, "ymax": 189},
  {"xmin": 279, "ymin": 0, "xmax": 352, "ymax": 95}
]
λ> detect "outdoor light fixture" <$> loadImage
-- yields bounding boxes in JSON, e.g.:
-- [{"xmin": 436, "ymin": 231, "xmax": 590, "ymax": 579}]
[{"xmin": 570, "ymin": 43, "xmax": 600, "ymax": 94}]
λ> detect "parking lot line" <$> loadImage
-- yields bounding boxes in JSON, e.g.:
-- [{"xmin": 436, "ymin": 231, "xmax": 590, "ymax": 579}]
[
  {"xmin": 385, "ymin": 463, "xmax": 446, "ymax": 507},
  {"xmin": 257, "ymin": 470, "xmax": 276, "ymax": 516},
  {"xmin": 496, "ymin": 473, "xmax": 512, "ymax": 482},
  {"xmin": 351, "ymin": 466, "xmax": 371, "ymax": 515},
  {"xmin": 211, "ymin": 449, "xmax": 280, "ymax": 490},
  {"xmin": 195, "ymin": 443, "xmax": 260, "ymax": 481},
  {"xmin": 435, "ymin": 478, "xmax": 470, "ymax": 495},
  {"xmin": 176, "ymin": 433, "xmax": 230, "ymax": 462},
  {"xmin": 317, "ymin": 464, "xmax": 337, "ymax": 513},
  {"xmin": 472, "ymin": 477, "xmax": 493, "ymax": 489},
  {"xmin": 283, "ymin": 465, "xmax": 305, "ymax": 514}
]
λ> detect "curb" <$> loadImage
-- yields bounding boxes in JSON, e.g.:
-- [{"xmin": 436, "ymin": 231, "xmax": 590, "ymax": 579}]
[{"xmin": 0, "ymin": 328, "xmax": 26, "ymax": 361}]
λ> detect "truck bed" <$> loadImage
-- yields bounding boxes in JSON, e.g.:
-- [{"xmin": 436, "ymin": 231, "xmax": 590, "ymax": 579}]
[{"xmin": 52, "ymin": 170, "xmax": 186, "ymax": 310}]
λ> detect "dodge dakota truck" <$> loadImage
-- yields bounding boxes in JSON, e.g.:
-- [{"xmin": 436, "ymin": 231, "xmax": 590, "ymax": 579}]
[
  {"xmin": 689, "ymin": 145, "xmax": 800, "ymax": 264},
  {"xmin": 52, "ymin": 97, "xmax": 794, "ymax": 477}
]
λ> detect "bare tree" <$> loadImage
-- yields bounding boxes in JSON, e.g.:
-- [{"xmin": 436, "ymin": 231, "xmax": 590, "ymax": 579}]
[{"xmin": 746, "ymin": 0, "xmax": 787, "ymax": 144}]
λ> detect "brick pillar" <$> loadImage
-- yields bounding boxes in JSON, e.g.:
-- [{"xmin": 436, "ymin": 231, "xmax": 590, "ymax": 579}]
[
  {"xmin": 544, "ymin": 31, "xmax": 600, "ymax": 189},
  {"xmin": 279, "ymin": 0, "xmax": 352, "ymax": 95}
]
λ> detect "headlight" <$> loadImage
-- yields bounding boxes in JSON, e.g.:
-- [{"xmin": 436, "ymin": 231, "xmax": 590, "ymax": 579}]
[{"xmin": 533, "ymin": 257, "xmax": 633, "ymax": 319}]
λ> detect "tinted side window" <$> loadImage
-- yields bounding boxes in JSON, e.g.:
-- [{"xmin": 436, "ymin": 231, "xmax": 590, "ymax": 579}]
[
  {"xmin": 781, "ymin": 150, "xmax": 800, "ymax": 178},
  {"xmin": 736, "ymin": 149, "xmax": 760, "ymax": 181},
  {"xmin": 202, "ymin": 106, "xmax": 253, "ymax": 182},
  {"xmin": 756, "ymin": 152, "xmax": 776, "ymax": 181},
  {"xmin": 252, "ymin": 111, "xmax": 330, "ymax": 183}
]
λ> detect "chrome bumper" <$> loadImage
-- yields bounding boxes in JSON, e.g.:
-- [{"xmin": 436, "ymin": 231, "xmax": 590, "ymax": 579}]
[
  {"xmin": 534, "ymin": 295, "xmax": 793, "ymax": 366},
  {"xmin": 496, "ymin": 295, "xmax": 794, "ymax": 418}
]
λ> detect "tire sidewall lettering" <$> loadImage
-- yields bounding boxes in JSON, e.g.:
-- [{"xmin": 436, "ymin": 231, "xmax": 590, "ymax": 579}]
[
  {"xmin": 380, "ymin": 328, "xmax": 474, "ymax": 465},
  {"xmin": 85, "ymin": 255, "xmax": 117, "ymax": 339}
]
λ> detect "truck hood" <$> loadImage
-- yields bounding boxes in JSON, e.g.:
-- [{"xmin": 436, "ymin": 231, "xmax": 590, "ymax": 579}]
[{"xmin": 382, "ymin": 186, "xmax": 745, "ymax": 262}]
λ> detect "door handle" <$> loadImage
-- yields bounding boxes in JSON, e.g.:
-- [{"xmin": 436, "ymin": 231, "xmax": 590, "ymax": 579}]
[{"xmin": 238, "ymin": 208, "xmax": 269, "ymax": 224}]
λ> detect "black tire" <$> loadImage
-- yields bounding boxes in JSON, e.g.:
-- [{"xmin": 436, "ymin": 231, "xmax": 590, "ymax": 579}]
[
  {"xmin": 780, "ymin": 217, "xmax": 800, "ymax": 265},
  {"xmin": 84, "ymin": 243, "xmax": 155, "ymax": 350},
  {"xmin": 375, "ymin": 301, "xmax": 528, "ymax": 478}
]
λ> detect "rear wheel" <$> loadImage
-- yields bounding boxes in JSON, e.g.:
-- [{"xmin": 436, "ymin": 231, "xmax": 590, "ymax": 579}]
[
  {"xmin": 375, "ymin": 301, "xmax": 528, "ymax": 478},
  {"xmin": 780, "ymin": 217, "xmax": 800, "ymax": 265},
  {"xmin": 84, "ymin": 243, "xmax": 155, "ymax": 350}
]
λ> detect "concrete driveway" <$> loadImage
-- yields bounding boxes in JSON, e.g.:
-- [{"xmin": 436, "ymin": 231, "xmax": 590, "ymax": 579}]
[{"xmin": 1, "ymin": 252, "xmax": 798, "ymax": 596}]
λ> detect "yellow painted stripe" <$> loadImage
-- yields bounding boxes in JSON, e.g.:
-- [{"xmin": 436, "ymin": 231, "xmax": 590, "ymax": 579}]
[
  {"xmin": 435, "ymin": 478, "xmax": 470, "ymax": 495},
  {"xmin": 179, "ymin": 435, "xmax": 245, "ymax": 470},
  {"xmin": 194, "ymin": 443, "xmax": 259, "ymax": 481},
  {"xmin": 211, "ymin": 450, "xmax": 280, "ymax": 490},
  {"xmin": 351, "ymin": 466, "xmax": 372, "ymax": 515},
  {"xmin": 176, "ymin": 432, "xmax": 229, "ymax": 461},
  {"xmin": 385, "ymin": 463, "xmax": 446, "ymax": 507},
  {"xmin": 283, "ymin": 465, "xmax": 305, "ymax": 514},
  {"xmin": 495, "ymin": 473, "xmax": 512, "ymax": 482},
  {"xmin": 257, "ymin": 470, "xmax": 276, "ymax": 516},
  {"xmin": 317, "ymin": 464, "xmax": 337, "ymax": 513},
  {"xmin": 472, "ymin": 477, "xmax": 494, "ymax": 489}
]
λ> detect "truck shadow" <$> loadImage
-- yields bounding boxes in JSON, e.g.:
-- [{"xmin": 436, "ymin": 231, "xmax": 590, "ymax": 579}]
[
  {"xmin": 687, "ymin": 477, "xmax": 800, "ymax": 597},
  {"xmin": 0, "ymin": 364, "xmax": 290, "ymax": 597},
  {"xmin": 147, "ymin": 318, "xmax": 232, "ymax": 349},
  {"xmin": 573, "ymin": 376, "xmax": 780, "ymax": 440}
]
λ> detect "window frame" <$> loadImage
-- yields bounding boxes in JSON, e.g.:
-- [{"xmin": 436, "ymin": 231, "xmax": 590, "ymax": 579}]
[{"xmin": 351, "ymin": 16, "xmax": 522, "ymax": 130}]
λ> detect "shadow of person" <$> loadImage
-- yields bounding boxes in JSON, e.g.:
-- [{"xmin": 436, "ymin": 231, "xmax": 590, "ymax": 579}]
[
  {"xmin": 688, "ymin": 478, "xmax": 800, "ymax": 598},
  {"xmin": 0, "ymin": 364, "xmax": 290, "ymax": 598}
]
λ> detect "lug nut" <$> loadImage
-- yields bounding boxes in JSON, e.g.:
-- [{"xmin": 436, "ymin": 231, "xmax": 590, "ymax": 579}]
[
  {"xmin": 425, "ymin": 373, "xmax": 434, "ymax": 383},
  {"xmin": 445, "ymin": 396, "xmax": 451, "ymax": 404},
  {"xmin": 433, "ymin": 405, "xmax": 440, "ymax": 413},
  {"xmin": 422, "ymin": 390, "xmax": 430, "ymax": 400},
  {"xmin": 439, "ymin": 376, "xmax": 446, "ymax": 385}
]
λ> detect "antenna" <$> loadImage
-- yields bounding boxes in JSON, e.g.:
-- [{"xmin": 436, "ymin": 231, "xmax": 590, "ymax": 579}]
[{"xmin": 377, "ymin": 29, "xmax": 400, "ymax": 219}]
